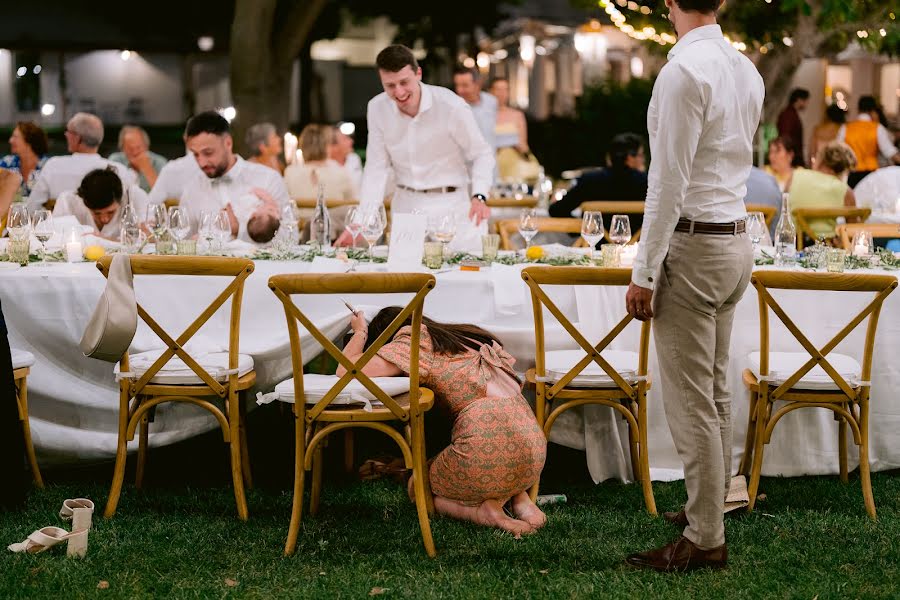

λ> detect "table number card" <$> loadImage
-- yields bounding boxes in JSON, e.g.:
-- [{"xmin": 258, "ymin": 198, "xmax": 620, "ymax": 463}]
[{"xmin": 386, "ymin": 213, "xmax": 427, "ymax": 271}]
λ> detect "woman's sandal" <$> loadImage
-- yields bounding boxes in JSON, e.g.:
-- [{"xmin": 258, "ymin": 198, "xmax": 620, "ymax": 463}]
[
  {"xmin": 59, "ymin": 498, "xmax": 95, "ymax": 523},
  {"xmin": 8, "ymin": 527, "xmax": 88, "ymax": 555}
]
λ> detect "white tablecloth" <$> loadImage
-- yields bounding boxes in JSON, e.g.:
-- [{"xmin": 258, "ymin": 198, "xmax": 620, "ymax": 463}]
[{"xmin": 3, "ymin": 260, "xmax": 900, "ymax": 485}]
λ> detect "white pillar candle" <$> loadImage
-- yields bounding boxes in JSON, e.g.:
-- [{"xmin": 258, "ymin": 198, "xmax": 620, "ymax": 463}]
[
  {"xmin": 619, "ymin": 244, "xmax": 638, "ymax": 267},
  {"xmin": 853, "ymin": 243, "xmax": 868, "ymax": 257},
  {"xmin": 65, "ymin": 241, "xmax": 83, "ymax": 262}
]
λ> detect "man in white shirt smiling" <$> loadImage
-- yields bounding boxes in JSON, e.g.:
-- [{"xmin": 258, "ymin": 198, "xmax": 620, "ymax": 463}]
[
  {"xmin": 27, "ymin": 112, "xmax": 136, "ymax": 211},
  {"xmin": 624, "ymin": 0, "xmax": 764, "ymax": 573},
  {"xmin": 338, "ymin": 44, "xmax": 494, "ymax": 251}
]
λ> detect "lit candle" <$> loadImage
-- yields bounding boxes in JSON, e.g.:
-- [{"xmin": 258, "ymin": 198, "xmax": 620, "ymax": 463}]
[
  {"xmin": 853, "ymin": 242, "xmax": 868, "ymax": 257},
  {"xmin": 283, "ymin": 133, "xmax": 298, "ymax": 165},
  {"xmin": 895, "ymin": 197, "xmax": 900, "ymax": 214},
  {"xmin": 619, "ymin": 244, "xmax": 638, "ymax": 267},
  {"xmin": 65, "ymin": 241, "xmax": 83, "ymax": 262}
]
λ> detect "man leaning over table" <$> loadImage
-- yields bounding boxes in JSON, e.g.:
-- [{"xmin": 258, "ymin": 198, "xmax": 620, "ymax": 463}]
[
  {"xmin": 335, "ymin": 44, "xmax": 495, "ymax": 252},
  {"xmin": 623, "ymin": 0, "xmax": 764, "ymax": 573},
  {"xmin": 179, "ymin": 111, "xmax": 290, "ymax": 243}
]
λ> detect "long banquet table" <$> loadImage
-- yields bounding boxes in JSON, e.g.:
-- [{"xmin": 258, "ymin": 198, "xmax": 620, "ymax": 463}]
[{"xmin": 3, "ymin": 259, "xmax": 900, "ymax": 485}]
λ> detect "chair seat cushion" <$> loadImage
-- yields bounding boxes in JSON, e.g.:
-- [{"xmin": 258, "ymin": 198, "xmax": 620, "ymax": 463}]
[
  {"xmin": 544, "ymin": 349, "xmax": 639, "ymax": 388},
  {"xmin": 748, "ymin": 351, "xmax": 862, "ymax": 391},
  {"xmin": 259, "ymin": 374, "xmax": 411, "ymax": 410},
  {"xmin": 116, "ymin": 351, "xmax": 254, "ymax": 385},
  {"xmin": 11, "ymin": 349, "xmax": 35, "ymax": 370}
]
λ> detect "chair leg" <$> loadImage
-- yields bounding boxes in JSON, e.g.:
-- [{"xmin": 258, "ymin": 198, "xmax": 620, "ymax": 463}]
[
  {"xmin": 343, "ymin": 429, "xmax": 354, "ymax": 474},
  {"xmin": 419, "ymin": 419, "xmax": 435, "ymax": 515},
  {"xmin": 239, "ymin": 395, "xmax": 253, "ymax": 489},
  {"xmin": 637, "ymin": 395, "xmax": 656, "ymax": 516},
  {"xmin": 746, "ymin": 397, "xmax": 769, "ymax": 512},
  {"xmin": 309, "ymin": 429, "xmax": 324, "ymax": 517},
  {"xmin": 529, "ymin": 386, "xmax": 547, "ymax": 502},
  {"xmin": 16, "ymin": 376, "xmax": 44, "ymax": 488},
  {"xmin": 410, "ymin": 417, "xmax": 436, "ymax": 557},
  {"xmin": 228, "ymin": 390, "xmax": 249, "ymax": 521},
  {"xmin": 104, "ymin": 387, "xmax": 131, "ymax": 518},
  {"xmin": 738, "ymin": 390, "xmax": 758, "ymax": 477},
  {"xmin": 858, "ymin": 400, "xmax": 876, "ymax": 519},
  {"xmin": 135, "ymin": 415, "xmax": 149, "ymax": 489},
  {"xmin": 284, "ymin": 414, "xmax": 307, "ymax": 557},
  {"xmin": 627, "ymin": 406, "xmax": 640, "ymax": 482},
  {"xmin": 837, "ymin": 415, "xmax": 849, "ymax": 484}
]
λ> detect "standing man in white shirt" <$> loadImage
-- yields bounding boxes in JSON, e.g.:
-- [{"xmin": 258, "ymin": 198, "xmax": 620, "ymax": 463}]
[
  {"xmin": 180, "ymin": 111, "xmax": 291, "ymax": 242},
  {"xmin": 27, "ymin": 112, "xmax": 136, "ymax": 211},
  {"xmin": 337, "ymin": 44, "xmax": 494, "ymax": 251},
  {"xmin": 624, "ymin": 0, "xmax": 763, "ymax": 573}
]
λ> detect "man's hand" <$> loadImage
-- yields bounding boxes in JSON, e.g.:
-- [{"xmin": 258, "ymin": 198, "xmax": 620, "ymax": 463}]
[
  {"xmin": 334, "ymin": 230, "xmax": 355, "ymax": 247},
  {"xmin": 224, "ymin": 204, "xmax": 239, "ymax": 237},
  {"xmin": 469, "ymin": 198, "xmax": 490, "ymax": 225},
  {"xmin": 625, "ymin": 282, "xmax": 654, "ymax": 322}
]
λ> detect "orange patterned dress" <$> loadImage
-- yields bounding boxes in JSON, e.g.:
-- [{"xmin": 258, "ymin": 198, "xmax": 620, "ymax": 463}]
[{"xmin": 378, "ymin": 325, "xmax": 547, "ymax": 505}]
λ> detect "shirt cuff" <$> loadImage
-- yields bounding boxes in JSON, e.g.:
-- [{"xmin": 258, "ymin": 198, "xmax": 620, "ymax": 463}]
[{"xmin": 631, "ymin": 266, "xmax": 656, "ymax": 290}]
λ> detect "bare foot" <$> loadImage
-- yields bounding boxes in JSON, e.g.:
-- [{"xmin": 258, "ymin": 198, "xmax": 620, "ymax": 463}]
[
  {"xmin": 510, "ymin": 492, "xmax": 547, "ymax": 529},
  {"xmin": 473, "ymin": 499, "xmax": 536, "ymax": 538}
]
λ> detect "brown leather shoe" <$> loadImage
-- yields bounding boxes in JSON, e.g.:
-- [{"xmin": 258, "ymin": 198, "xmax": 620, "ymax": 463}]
[
  {"xmin": 625, "ymin": 537, "xmax": 727, "ymax": 573},
  {"xmin": 663, "ymin": 509, "xmax": 688, "ymax": 527}
]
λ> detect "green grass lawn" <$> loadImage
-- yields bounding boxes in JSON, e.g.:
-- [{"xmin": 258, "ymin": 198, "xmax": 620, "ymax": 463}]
[{"xmin": 3, "ymin": 410, "xmax": 900, "ymax": 599}]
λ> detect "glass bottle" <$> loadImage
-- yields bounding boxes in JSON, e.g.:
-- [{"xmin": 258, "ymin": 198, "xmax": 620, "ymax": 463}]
[
  {"xmin": 310, "ymin": 183, "xmax": 331, "ymax": 249},
  {"xmin": 774, "ymin": 192, "xmax": 796, "ymax": 267}
]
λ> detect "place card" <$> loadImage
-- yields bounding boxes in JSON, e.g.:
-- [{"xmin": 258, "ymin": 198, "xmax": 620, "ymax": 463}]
[{"xmin": 386, "ymin": 213, "xmax": 427, "ymax": 271}]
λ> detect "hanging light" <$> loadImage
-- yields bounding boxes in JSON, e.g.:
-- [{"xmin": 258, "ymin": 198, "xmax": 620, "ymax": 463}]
[{"xmin": 519, "ymin": 35, "xmax": 536, "ymax": 67}]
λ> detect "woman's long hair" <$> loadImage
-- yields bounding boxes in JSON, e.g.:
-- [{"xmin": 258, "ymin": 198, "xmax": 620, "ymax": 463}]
[{"xmin": 364, "ymin": 307, "xmax": 501, "ymax": 355}]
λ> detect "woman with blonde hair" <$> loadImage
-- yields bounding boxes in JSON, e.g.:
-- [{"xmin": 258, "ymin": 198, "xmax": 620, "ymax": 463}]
[{"xmin": 788, "ymin": 141, "xmax": 858, "ymax": 240}]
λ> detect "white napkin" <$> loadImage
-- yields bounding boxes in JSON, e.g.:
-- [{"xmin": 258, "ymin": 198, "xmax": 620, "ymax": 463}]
[
  {"xmin": 308, "ymin": 256, "xmax": 351, "ymax": 273},
  {"xmin": 256, "ymin": 374, "xmax": 411, "ymax": 412},
  {"xmin": 491, "ymin": 262, "xmax": 529, "ymax": 316}
]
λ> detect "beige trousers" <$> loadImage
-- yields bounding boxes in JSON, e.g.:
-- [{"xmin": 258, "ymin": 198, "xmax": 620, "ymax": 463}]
[{"xmin": 651, "ymin": 230, "xmax": 753, "ymax": 549}]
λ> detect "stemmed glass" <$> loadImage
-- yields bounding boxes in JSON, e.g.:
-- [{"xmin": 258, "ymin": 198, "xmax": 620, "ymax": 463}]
[
  {"xmin": 146, "ymin": 204, "xmax": 169, "ymax": 244},
  {"xmin": 7, "ymin": 204, "xmax": 29, "ymax": 234},
  {"xmin": 280, "ymin": 203, "xmax": 299, "ymax": 248},
  {"xmin": 32, "ymin": 210, "xmax": 53, "ymax": 265},
  {"xmin": 361, "ymin": 209, "xmax": 386, "ymax": 259},
  {"xmin": 746, "ymin": 211, "xmax": 767, "ymax": 251},
  {"xmin": 432, "ymin": 212, "xmax": 457, "ymax": 256},
  {"xmin": 581, "ymin": 211, "xmax": 604, "ymax": 262},
  {"xmin": 609, "ymin": 215, "xmax": 631, "ymax": 246},
  {"xmin": 518, "ymin": 208, "xmax": 539, "ymax": 250},
  {"xmin": 213, "ymin": 209, "xmax": 232, "ymax": 252},
  {"xmin": 168, "ymin": 206, "xmax": 191, "ymax": 243},
  {"xmin": 198, "ymin": 211, "xmax": 217, "ymax": 254},
  {"xmin": 344, "ymin": 207, "xmax": 363, "ymax": 249}
]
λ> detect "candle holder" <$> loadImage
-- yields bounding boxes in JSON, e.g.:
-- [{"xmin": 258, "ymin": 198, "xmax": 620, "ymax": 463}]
[{"xmin": 64, "ymin": 227, "xmax": 83, "ymax": 263}]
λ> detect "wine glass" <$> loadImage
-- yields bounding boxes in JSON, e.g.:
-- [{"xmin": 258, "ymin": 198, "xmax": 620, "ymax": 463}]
[
  {"xmin": 432, "ymin": 212, "xmax": 457, "ymax": 256},
  {"xmin": 746, "ymin": 211, "xmax": 767, "ymax": 251},
  {"xmin": 609, "ymin": 215, "xmax": 632, "ymax": 246},
  {"xmin": 344, "ymin": 207, "xmax": 363, "ymax": 248},
  {"xmin": 213, "ymin": 209, "xmax": 232, "ymax": 251},
  {"xmin": 198, "ymin": 211, "xmax": 217, "ymax": 254},
  {"xmin": 168, "ymin": 206, "xmax": 191, "ymax": 242},
  {"xmin": 7, "ymin": 203, "xmax": 29, "ymax": 234},
  {"xmin": 581, "ymin": 211, "xmax": 604, "ymax": 261},
  {"xmin": 280, "ymin": 203, "xmax": 299, "ymax": 247},
  {"xmin": 361, "ymin": 209, "xmax": 386, "ymax": 259},
  {"xmin": 146, "ymin": 204, "xmax": 169, "ymax": 243},
  {"xmin": 32, "ymin": 209, "xmax": 53, "ymax": 265},
  {"xmin": 518, "ymin": 208, "xmax": 539, "ymax": 250}
]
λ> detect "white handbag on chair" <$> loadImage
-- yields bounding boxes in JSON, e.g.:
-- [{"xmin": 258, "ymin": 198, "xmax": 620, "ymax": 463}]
[{"xmin": 79, "ymin": 254, "xmax": 138, "ymax": 362}]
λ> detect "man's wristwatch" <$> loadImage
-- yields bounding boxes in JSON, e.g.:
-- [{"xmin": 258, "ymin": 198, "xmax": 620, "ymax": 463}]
[{"xmin": 473, "ymin": 194, "xmax": 487, "ymax": 203}]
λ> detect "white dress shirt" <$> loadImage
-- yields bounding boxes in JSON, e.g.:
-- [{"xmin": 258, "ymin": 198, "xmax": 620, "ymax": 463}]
[
  {"xmin": 837, "ymin": 114, "xmax": 900, "ymax": 165},
  {"xmin": 148, "ymin": 153, "xmax": 202, "ymax": 205},
  {"xmin": 179, "ymin": 156, "xmax": 290, "ymax": 238},
  {"xmin": 633, "ymin": 24, "xmax": 764, "ymax": 289},
  {"xmin": 27, "ymin": 153, "xmax": 137, "ymax": 211},
  {"xmin": 359, "ymin": 83, "xmax": 495, "ymax": 211},
  {"xmin": 469, "ymin": 91, "xmax": 498, "ymax": 150},
  {"xmin": 52, "ymin": 185, "xmax": 149, "ymax": 240},
  {"xmin": 853, "ymin": 166, "xmax": 900, "ymax": 211}
]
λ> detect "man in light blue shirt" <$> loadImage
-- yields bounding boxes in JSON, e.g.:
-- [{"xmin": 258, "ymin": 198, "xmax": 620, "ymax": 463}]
[
  {"xmin": 744, "ymin": 166, "xmax": 782, "ymax": 236},
  {"xmin": 453, "ymin": 66, "xmax": 497, "ymax": 152}
]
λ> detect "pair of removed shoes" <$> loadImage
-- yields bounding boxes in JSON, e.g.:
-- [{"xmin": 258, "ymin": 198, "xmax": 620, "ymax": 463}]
[
  {"xmin": 8, "ymin": 498, "xmax": 94, "ymax": 557},
  {"xmin": 624, "ymin": 509, "xmax": 727, "ymax": 573}
]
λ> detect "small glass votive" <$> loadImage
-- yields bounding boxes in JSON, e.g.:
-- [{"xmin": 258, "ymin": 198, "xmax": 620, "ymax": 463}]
[
  {"xmin": 7, "ymin": 231, "xmax": 30, "ymax": 266},
  {"xmin": 156, "ymin": 237, "xmax": 176, "ymax": 255},
  {"xmin": 424, "ymin": 241, "xmax": 444, "ymax": 269},
  {"xmin": 481, "ymin": 233, "xmax": 500, "ymax": 262},
  {"xmin": 600, "ymin": 244, "xmax": 619, "ymax": 267},
  {"xmin": 176, "ymin": 238, "xmax": 198, "ymax": 255},
  {"xmin": 826, "ymin": 248, "xmax": 846, "ymax": 273}
]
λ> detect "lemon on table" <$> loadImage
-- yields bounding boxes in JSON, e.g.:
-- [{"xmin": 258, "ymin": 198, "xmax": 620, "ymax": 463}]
[
  {"xmin": 525, "ymin": 246, "xmax": 544, "ymax": 261},
  {"xmin": 83, "ymin": 245, "xmax": 106, "ymax": 261}
]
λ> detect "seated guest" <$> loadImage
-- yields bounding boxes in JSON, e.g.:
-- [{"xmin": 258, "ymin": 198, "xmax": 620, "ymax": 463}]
[
  {"xmin": 108, "ymin": 125, "xmax": 168, "ymax": 193},
  {"xmin": 488, "ymin": 77, "xmax": 540, "ymax": 183},
  {"xmin": 245, "ymin": 122, "xmax": 284, "ymax": 175},
  {"xmin": 337, "ymin": 307, "xmax": 547, "ymax": 536},
  {"xmin": 853, "ymin": 166, "xmax": 900, "ymax": 212},
  {"xmin": 743, "ymin": 166, "xmax": 782, "ymax": 236},
  {"xmin": 838, "ymin": 96, "xmax": 900, "ymax": 187},
  {"xmin": 52, "ymin": 167, "xmax": 149, "ymax": 240},
  {"xmin": 0, "ymin": 171, "xmax": 21, "ymax": 234},
  {"xmin": 28, "ymin": 113, "xmax": 135, "ymax": 211},
  {"xmin": 0, "ymin": 121, "xmax": 49, "ymax": 201},
  {"xmin": 327, "ymin": 124, "xmax": 363, "ymax": 190},
  {"xmin": 285, "ymin": 124, "xmax": 356, "ymax": 200},
  {"xmin": 179, "ymin": 111, "xmax": 290, "ymax": 241},
  {"xmin": 788, "ymin": 141, "xmax": 857, "ymax": 240},
  {"xmin": 549, "ymin": 133, "xmax": 648, "ymax": 232},
  {"xmin": 764, "ymin": 136, "xmax": 797, "ymax": 192},
  {"xmin": 147, "ymin": 141, "xmax": 202, "ymax": 206}
]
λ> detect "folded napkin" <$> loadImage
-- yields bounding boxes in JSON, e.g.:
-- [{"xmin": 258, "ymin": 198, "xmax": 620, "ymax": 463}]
[
  {"xmin": 491, "ymin": 262, "xmax": 529, "ymax": 316},
  {"xmin": 257, "ymin": 374, "xmax": 411, "ymax": 412}
]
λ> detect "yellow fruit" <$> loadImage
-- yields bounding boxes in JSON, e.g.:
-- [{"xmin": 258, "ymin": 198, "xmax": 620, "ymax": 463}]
[
  {"xmin": 83, "ymin": 245, "xmax": 106, "ymax": 261},
  {"xmin": 525, "ymin": 246, "xmax": 544, "ymax": 260}
]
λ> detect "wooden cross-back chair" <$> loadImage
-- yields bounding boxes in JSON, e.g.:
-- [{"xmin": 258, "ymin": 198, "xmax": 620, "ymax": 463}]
[
  {"xmin": 268, "ymin": 272, "xmax": 437, "ymax": 557},
  {"xmin": 496, "ymin": 218, "xmax": 587, "ymax": 251},
  {"xmin": 836, "ymin": 223, "xmax": 900, "ymax": 252},
  {"xmin": 96, "ymin": 255, "xmax": 256, "ymax": 520},
  {"xmin": 521, "ymin": 266, "xmax": 656, "ymax": 514},
  {"xmin": 12, "ymin": 349, "xmax": 43, "ymax": 487},
  {"xmin": 294, "ymin": 197, "xmax": 359, "ymax": 210},
  {"xmin": 578, "ymin": 201, "xmax": 645, "ymax": 243},
  {"xmin": 486, "ymin": 196, "xmax": 539, "ymax": 209},
  {"xmin": 791, "ymin": 207, "xmax": 871, "ymax": 249},
  {"xmin": 745, "ymin": 203, "xmax": 777, "ymax": 228},
  {"xmin": 163, "ymin": 198, "xmax": 180, "ymax": 210},
  {"xmin": 739, "ymin": 271, "xmax": 897, "ymax": 518}
]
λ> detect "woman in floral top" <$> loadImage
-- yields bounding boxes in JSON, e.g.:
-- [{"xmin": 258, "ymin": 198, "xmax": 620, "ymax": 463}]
[
  {"xmin": 338, "ymin": 306, "xmax": 547, "ymax": 536},
  {"xmin": 0, "ymin": 122, "xmax": 49, "ymax": 200}
]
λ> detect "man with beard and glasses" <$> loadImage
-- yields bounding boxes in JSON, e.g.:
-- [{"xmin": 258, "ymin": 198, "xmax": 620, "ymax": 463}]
[
  {"xmin": 623, "ymin": 0, "xmax": 763, "ymax": 573},
  {"xmin": 179, "ymin": 111, "xmax": 290, "ymax": 243}
]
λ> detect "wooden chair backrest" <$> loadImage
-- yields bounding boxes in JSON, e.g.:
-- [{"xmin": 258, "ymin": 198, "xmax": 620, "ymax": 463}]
[
  {"xmin": 745, "ymin": 204, "xmax": 777, "ymax": 228},
  {"xmin": 96, "ymin": 255, "xmax": 255, "ymax": 398},
  {"xmin": 521, "ymin": 266, "xmax": 651, "ymax": 399},
  {"xmin": 835, "ymin": 223, "xmax": 900, "ymax": 251},
  {"xmin": 487, "ymin": 196, "xmax": 539, "ymax": 209},
  {"xmin": 578, "ymin": 201, "xmax": 645, "ymax": 242},
  {"xmin": 163, "ymin": 198, "xmax": 180, "ymax": 210},
  {"xmin": 44, "ymin": 199, "xmax": 56, "ymax": 212},
  {"xmin": 294, "ymin": 198, "xmax": 359, "ymax": 210},
  {"xmin": 750, "ymin": 271, "xmax": 897, "ymax": 401},
  {"xmin": 791, "ymin": 207, "xmax": 872, "ymax": 248},
  {"xmin": 268, "ymin": 273, "xmax": 435, "ymax": 424},
  {"xmin": 495, "ymin": 218, "xmax": 586, "ymax": 250}
]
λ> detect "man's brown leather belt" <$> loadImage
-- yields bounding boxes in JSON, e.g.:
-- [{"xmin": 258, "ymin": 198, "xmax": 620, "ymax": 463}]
[
  {"xmin": 396, "ymin": 184, "xmax": 459, "ymax": 194},
  {"xmin": 674, "ymin": 218, "xmax": 746, "ymax": 235}
]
